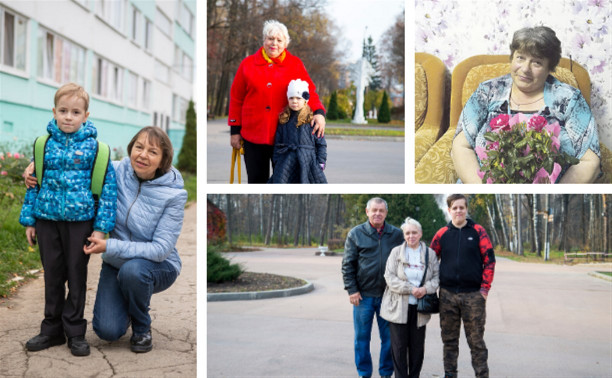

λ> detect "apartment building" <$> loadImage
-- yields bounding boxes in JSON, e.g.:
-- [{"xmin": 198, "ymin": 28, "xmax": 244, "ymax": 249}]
[{"xmin": 0, "ymin": 0, "xmax": 195, "ymax": 160}]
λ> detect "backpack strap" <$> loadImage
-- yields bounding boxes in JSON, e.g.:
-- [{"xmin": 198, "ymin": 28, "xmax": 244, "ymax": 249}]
[
  {"xmin": 34, "ymin": 135, "xmax": 50, "ymax": 186},
  {"xmin": 91, "ymin": 141, "xmax": 110, "ymax": 200}
]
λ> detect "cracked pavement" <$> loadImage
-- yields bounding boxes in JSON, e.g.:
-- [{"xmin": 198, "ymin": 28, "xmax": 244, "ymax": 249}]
[{"xmin": 0, "ymin": 203, "xmax": 196, "ymax": 377}]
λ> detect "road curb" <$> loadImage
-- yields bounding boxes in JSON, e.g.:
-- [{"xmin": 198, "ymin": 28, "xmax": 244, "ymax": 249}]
[
  {"xmin": 588, "ymin": 271, "xmax": 612, "ymax": 282},
  {"xmin": 207, "ymin": 280, "xmax": 314, "ymax": 302}
]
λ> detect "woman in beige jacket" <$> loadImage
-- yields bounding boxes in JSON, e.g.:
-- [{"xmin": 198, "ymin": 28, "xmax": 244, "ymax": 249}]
[{"xmin": 381, "ymin": 217, "xmax": 440, "ymax": 378}]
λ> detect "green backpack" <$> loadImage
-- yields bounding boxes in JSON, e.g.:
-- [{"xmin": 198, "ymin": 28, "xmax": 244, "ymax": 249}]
[{"xmin": 34, "ymin": 135, "xmax": 111, "ymax": 201}]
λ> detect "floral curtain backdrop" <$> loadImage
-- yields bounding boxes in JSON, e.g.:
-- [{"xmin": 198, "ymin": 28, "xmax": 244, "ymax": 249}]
[{"xmin": 415, "ymin": 0, "xmax": 611, "ymax": 149}]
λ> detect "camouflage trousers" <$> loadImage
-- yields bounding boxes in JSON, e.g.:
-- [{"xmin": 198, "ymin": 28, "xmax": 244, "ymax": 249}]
[{"xmin": 439, "ymin": 288, "xmax": 488, "ymax": 378}]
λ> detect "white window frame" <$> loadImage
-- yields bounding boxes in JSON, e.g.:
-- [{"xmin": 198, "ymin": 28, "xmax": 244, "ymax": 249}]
[
  {"xmin": 95, "ymin": 0, "xmax": 126, "ymax": 34},
  {"xmin": 127, "ymin": 71, "xmax": 138, "ymax": 109},
  {"xmin": 154, "ymin": 59, "xmax": 169, "ymax": 84},
  {"xmin": 172, "ymin": 94, "xmax": 188, "ymax": 123},
  {"xmin": 142, "ymin": 78, "xmax": 151, "ymax": 110},
  {"xmin": 177, "ymin": 0, "xmax": 194, "ymax": 37},
  {"xmin": 0, "ymin": 7, "xmax": 28, "ymax": 75},
  {"xmin": 144, "ymin": 17, "xmax": 152, "ymax": 51}
]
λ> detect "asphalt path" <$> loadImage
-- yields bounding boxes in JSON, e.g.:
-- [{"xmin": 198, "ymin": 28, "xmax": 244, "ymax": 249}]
[
  {"xmin": 207, "ymin": 248, "xmax": 612, "ymax": 378},
  {"xmin": 206, "ymin": 119, "xmax": 405, "ymax": 184}
]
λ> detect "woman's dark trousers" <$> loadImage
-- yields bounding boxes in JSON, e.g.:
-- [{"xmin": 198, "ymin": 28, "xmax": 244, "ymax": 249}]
[
  {"xmin": 389, "ymin": 304, "xmax": 426, "ymax": 378},
  {"xmin": 36, "ymin": 219, "xmax": 93, "ymax": 338},
  {"xmin": 242, "ymin": 138, "xmax": 274, "ymax": 183}
]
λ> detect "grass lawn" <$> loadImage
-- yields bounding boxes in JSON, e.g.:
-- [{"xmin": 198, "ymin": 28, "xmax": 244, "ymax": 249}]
[
  {"xmin": 597, "ymin": 271, "xmax": 612, "ymax": 277},
  {"xmin": 325, "ymin": 128, "xmax": 404, "ymax": 137}
]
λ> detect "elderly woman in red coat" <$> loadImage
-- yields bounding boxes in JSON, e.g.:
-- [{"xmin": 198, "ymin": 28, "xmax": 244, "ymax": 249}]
[{"xmin": 228, "ymin": 20, "xmax": 326, "ymax": 183}]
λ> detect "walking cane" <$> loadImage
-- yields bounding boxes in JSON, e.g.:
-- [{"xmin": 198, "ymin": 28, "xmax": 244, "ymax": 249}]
[{"xmin": 230, "ymin": 142, "xmax": 244, "ymax": 184}]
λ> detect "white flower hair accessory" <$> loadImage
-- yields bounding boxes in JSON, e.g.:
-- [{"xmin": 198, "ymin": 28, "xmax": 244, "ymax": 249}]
[{"xmin": 287, "ymin": 79, "xmax": 310, "ymax": 100}]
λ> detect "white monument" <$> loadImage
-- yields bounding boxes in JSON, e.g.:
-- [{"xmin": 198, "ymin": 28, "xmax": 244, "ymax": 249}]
[{"xmin": 351, "ymin": 57, "xmax": 375, "ymax": 124}]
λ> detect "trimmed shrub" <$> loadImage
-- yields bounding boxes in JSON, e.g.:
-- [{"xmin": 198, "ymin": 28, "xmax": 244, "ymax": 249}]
[
  {"xmin": 377, "ymin": 91, "xmax": 391, "ymax": 123},
  {"xmin": 207, "ymin": 248, "xmax": 243, "ymax": 283}
]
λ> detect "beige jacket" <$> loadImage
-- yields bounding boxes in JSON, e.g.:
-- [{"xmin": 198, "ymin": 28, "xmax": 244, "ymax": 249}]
[{"xmin": 380, "ymin": 241, "xmax": 440, "ymax": 328}]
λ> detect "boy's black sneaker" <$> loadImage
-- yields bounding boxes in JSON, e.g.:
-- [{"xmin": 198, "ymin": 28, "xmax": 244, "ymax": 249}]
[
  {"xmin": 25, "ymin": 334, "xmax": 66, "ymax": 351},
  {"xmin": 68, "ymin": 336, "xmax": 90, "ymax": 356},
  {"xmin": 130, "ymin": 331, "xmax": 152, "ymax": 353}
]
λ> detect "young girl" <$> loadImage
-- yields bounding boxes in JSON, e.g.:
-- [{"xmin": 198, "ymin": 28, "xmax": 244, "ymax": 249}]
[{"xmin": 269, "ymin": 79, "xmax": 327, "ymax": 183}]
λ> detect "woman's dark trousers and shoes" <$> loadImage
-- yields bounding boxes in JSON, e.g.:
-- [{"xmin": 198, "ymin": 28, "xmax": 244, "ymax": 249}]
[
  {"xmin": 92, "ymin": 259, "xmax": 178, "ymax": 352},
  {"xmin": 26, "ymin": 220, "xmax": 92, "ymax": 356},
  {"xmin": 242, "ymin": 138, "xmax": 274, "ymax": 183},
  {"xmin": 389, "ymin": 304, "xmax": 426, "ymax": 378}
]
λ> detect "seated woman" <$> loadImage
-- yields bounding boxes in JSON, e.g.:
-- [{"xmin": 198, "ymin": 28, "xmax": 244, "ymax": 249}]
[{"xmin": 451, "ymin": 26, "xmax": 601, "ymax": 183}]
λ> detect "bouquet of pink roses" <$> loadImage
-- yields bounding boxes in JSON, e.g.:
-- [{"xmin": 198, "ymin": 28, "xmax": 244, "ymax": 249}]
[{"xmin": 475, "ymin": 113, "xmax": 579, "ymax": 183}]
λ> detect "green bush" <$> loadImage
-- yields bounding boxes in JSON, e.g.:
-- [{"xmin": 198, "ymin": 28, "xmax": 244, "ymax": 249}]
[
  {"xmin": 177, "ymin": 100, "xmax": 197, "ymax": 174},
  {"xmin": 326, "ymin": 91, "xmax": 339, "ymax": 120},
  {"xmin": 377, "ymin": 91, "xmax": 391, "ymax": 123},
  {"xmin": 207, "ymin": 247, "xmax": 243, "ymax": 283}
]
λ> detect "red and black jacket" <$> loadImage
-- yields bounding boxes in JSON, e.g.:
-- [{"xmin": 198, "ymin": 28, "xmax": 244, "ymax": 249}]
[{"xmin": 430, "ymin": 219, "xmax": 495, "ymax": 295}]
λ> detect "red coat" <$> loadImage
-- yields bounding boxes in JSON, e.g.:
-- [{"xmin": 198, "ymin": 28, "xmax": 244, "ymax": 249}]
[{"xmin": 228, "ymin": 47, "xmax": 325, "ymax": 145}]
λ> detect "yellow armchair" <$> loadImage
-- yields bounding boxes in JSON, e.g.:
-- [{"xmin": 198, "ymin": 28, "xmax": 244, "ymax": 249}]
[
  {"xmin": 414, "ymin": 53, "xmax": 449, "ymax": 165},
  {"xmin": 415, "ymin": 54, "xmax": 605, "ymax": 183}
]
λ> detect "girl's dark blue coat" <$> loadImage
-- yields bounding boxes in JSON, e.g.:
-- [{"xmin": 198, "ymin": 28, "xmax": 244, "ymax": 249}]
[{"xmin": 269, "ymin": 111, "xmax": 327, "ymax": 183}]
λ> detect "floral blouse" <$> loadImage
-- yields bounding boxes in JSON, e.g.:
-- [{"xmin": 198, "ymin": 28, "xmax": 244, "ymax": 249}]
[{"xmin": 455, "ymin": 74, "xmax": 600, "ymax": 179}]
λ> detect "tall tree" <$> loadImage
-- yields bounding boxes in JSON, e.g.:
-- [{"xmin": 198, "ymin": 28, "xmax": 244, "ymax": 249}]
[
  {"xmin": 362, "ymin": 35, "xmax": 381, "ymax": 91},
  {"xmin": 177, "ymin": 100, "xmax": 197, "ymax": 173}
]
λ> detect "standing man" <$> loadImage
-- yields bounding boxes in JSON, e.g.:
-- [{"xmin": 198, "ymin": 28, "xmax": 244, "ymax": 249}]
[
  {"xmin": 430, "ymin": 194, "xmax": 496, "ymax": 378},
  {"xmin": 342, "ymin": 197, "xmax": 404, "ymax": 378}
]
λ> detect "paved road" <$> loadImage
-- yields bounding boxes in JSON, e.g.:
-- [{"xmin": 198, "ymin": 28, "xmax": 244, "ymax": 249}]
[
  {"xmin": 0, "ymin": 204, "xmax": 197, "ymax": 378},
  {"xmin": 208, "ymin": 248, "xmax": 612, "ymax": 378},
  {"xmin": 206, "ymin": 119, "xmax": 405, "ymax": 184}
]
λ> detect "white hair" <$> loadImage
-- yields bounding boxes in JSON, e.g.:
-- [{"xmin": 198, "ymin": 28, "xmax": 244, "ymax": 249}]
[
  {"xmin": 400, "ymin": 217, "xmax": 422, "ymax": 233},
  {"xmin": 366, "ymin": 197, "xmax": 388, "ymax": 211},
  {"xmin": 263, "ymin": 20, "xmax": 290, "ymax": 46}
]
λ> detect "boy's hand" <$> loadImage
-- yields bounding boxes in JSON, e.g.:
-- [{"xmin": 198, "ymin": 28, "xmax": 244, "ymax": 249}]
[
  {"xmin": 26, "ymin": 227, "xmax": 37, "ymax": 247},
  {"xmin": 84, "ymin": 232, "xmax": 106, "ymax": 255},
  {"xmin": 311, "ymin": 114, "xmax": 326, "ymax": 137},
  {"xmin": 23, "ymin": 162, "xmax": 36, "ymax": 188}
]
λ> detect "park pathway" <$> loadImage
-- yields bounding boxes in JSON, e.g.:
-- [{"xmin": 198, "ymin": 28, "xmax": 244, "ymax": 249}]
[
  {"xmin": 206, "ymin": 118, "xmax": 404, "ymax": 183},
  {"xmin": 0, "ymin": 203, "xmax": 197, "ymax": 378},
  {"xmin": 208, "ymin": 247, "xmax": 612, "ymax": 377}
]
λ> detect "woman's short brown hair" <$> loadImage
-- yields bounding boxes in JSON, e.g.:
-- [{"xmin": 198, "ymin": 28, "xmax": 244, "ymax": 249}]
[
  {"xmin": 127, "ymin": 126, "xmax": 174, "ymax": 175},
  {"xmin": 509, "ymin": 26, "xmax": 562, "ymax": 71}
]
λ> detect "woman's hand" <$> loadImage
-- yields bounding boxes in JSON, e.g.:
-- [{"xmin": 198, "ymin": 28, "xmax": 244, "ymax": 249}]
[
  {"xmin": 230, "ymin": 134, "xmax": 243, "ymax": 149},
  {"xmin": 311, "ymin": 114, "xmax": 326, "ymax": 138},
  {"xmin": 84, "ymin": 232, "xmax": 107, "ymax": 255},
  {"xmin": 24, "ymin": 162, "xmax": 36, "ymax": 188},
  {"xmin": 412, "ymin": 287, "xmax": 427, "ymax": 299},
  {"xmin": 26, "ymin": 227, "xmax": 37, "ymax": 247}
]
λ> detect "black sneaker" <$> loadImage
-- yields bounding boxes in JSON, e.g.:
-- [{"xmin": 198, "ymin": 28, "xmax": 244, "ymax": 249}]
[
  {"xmin": 68, "ymin": 336, "xmax": 90, "ymax": 356},
  {"xmin": 130, "ymin": 331, "xmax": 152, "ymax": 353},
  {"xmin": 25, "ymin": 334, "xmax": 66, "ymax": 351}
]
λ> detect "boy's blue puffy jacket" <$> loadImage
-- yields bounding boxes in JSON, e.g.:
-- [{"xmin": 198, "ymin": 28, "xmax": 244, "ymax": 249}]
[
  {"xmin": 19, "ymin": 119, "xmax": 117, "ymax": 233},
  {"xmin": 102, "ymin": 157, "xmax": 187, "ymax": 274}
]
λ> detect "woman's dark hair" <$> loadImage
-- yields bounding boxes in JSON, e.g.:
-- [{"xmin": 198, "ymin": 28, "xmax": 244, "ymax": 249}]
[
  {"xmin": 509, "ymin": 26, "xmax": 562, "ymax": 71},
  {"xmin": 127, "ymin": 126, "xmax": 174, "ymax": 174}
]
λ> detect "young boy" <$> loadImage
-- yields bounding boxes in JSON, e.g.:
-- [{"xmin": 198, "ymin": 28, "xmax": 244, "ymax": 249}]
[
  {"xmin": 269, "ymin": 79, "xmax": 327, "ymax": 183},
  {"xmin": 19, "ymin": 83, "xmax": 117, "ymax": 357}
]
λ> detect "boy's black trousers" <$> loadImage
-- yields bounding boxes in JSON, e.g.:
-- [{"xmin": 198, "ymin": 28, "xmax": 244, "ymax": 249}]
[{"xmin": 35, "ymin": 219, "xmax": 93, "ymax": 338}]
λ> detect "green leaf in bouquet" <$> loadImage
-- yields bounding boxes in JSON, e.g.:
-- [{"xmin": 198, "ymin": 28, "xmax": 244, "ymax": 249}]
[
  {"xmin": 544, "ymin": 157, "xmax": 554, "ymax": 174},
  {"xmin": 484, "ymin": 133, "xmax": 500, "ymax": 143}
]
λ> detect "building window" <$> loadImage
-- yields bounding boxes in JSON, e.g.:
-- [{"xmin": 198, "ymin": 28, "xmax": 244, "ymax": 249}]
[
  {"xmin": 144, "ymin": 18, "xmax": 152, "ymax": 51},
  {"xmin": 142, "ymin": 78, "xmax": 151, "ymax": 109},
  {"xmin": 155, "ymin": 7, "xmax": 171, "ymax": 37},
  {"xmin": 174, "ymin": 45, "xmax": 193, "ymax": 81},
  {"xmin": 96, "ymin": 0, "xmax": 125, "ymax": 32},
  {"xmin": 92, "ymin": 55, "xmax": 123, "ymax": 103},
  {"xmin": 130, "ymin": 5, "xmax": 140, "ymax": 44},
  {"xmin": 1, "ymin": 7, "xmax": 27, "ymax": 72},
  {"xmin": 173, "ymin": 94, "xmax": 188, "ymax": 123},
  {"xmin": 177, "ymin": 1, "xmax": 194, "ymax": 37},
  {"xmin": 127, "ymin": 71, "xmax": 138, "ymax": 108},
  {"xmin": 37, "ymin": 28, "xmax": 85, "ymax": 85},
  {"xmin": 154, "ymin": 59, "xmax": 169, "ymax": 83}
]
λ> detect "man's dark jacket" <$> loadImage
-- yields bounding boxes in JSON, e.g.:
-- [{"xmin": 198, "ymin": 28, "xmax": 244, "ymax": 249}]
[{"xmin": 342, "ymin": 221, "xmax": 404, "ymax": 298}]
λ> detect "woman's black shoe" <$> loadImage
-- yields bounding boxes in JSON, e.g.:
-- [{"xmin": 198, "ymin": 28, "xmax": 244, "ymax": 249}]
[
  {"xmin": 25, "ymin": 334, "xmax": 66, "ymax": 351},
  {"xmin": 130, "ymin": 331, "xmax": 152, "ymax": 353},
  {"xmin": 68, "ymin": 336, "xmax": 90, "ymax": 356}
]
